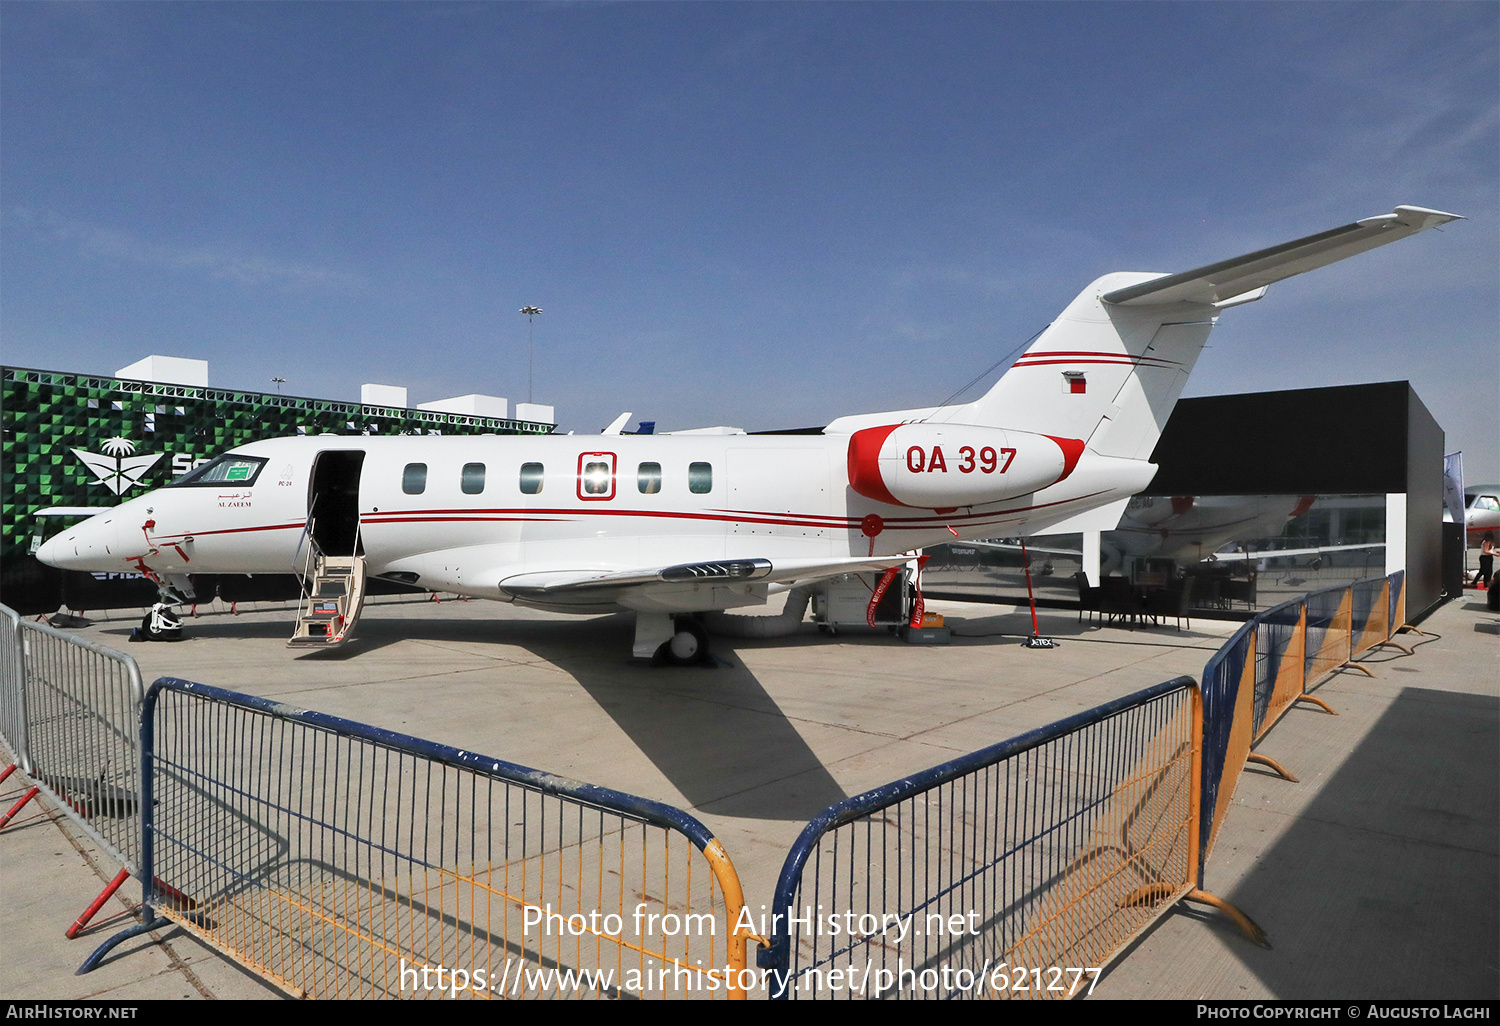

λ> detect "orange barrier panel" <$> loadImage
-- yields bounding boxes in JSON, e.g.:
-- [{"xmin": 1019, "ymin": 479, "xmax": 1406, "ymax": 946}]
[
  {"xmin": 1352, "ymin": 579, "xmax": 1391, "ymax": 659},
  {"xmin": 1205, "ymin": 629, "xmax": 1256, "ymax": 868},
  {"xmin": 1305, "ymin": 587, "xmax": 1355, "ymax": 686},
  {"xmin": 1256, "ymin": 604, "xmax": 1308, "ymax": 743}
]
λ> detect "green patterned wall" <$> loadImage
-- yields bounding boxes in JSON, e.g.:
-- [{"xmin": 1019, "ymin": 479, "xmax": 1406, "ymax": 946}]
[{"xmin": 2, "ymin": 366, "xmax": 553, "ymax": 564}]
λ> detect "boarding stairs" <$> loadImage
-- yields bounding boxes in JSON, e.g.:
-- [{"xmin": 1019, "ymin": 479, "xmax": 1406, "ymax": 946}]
[{"xmin": 289, "ymin": 519, "xmax": 368, "ymax": 649}]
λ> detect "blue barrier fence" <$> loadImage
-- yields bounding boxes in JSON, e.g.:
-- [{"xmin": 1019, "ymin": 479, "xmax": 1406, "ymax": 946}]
[
  {"xmin": 9, "ymin": 569, "xmax": 1417, "ymax": 998},
  {"xmin": 760, "ymin": 678, "xmax": 1199, "ymax": 1000},
  {"xmin": 85, "ymin": 677, "xmax": 753, "ymax": 999}
]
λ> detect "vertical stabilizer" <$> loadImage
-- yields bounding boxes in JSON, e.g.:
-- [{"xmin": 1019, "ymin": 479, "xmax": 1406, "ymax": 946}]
[
  {"xmin": 942, "ymin": 277, "xmax": 1217, "ymax": 460},
  {"xmin": 920, "ymin": 205, "xmax": 1462, "ymax": 463}
]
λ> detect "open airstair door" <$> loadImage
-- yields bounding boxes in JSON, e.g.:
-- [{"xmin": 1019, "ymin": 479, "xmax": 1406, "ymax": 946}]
[{"xmin": 290, "ymin": 450, "xmax": 368, "ymax": 649}]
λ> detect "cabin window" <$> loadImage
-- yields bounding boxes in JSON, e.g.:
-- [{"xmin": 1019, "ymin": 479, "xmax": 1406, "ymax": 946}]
[
  {"xmin": 638, "ymin": 462, "xmax": 662, "ymax": 494},
  {"xmin": 519, "ymin": 462, "xmax": 544, "ymax": 495},
  {"xmin": 402, "ymin": 463, "xmax": 427, "ymax": 494},
  {"xmin": 688, "ymin": 462, "xmax": 713, "ymax": 494},
  {"xmin": 461, "ymin": 463, "xmax": 486, "ymax": 495}
]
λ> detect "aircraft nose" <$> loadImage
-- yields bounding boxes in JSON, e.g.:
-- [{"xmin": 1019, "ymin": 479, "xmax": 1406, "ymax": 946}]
[
  {"xmin": 36, "ymin": 515, "xmax": 121, "ymax": 570},
  {"xmin": 35, "ymin": 532, "xmax": 76, "ymax": 569}
]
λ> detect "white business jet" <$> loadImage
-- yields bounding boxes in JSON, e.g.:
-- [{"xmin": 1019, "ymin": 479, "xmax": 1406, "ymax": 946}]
[
  {"xmin": 38, "ymin": 206, "xmax": 1460, "ymax": 662},
  {"xmin": 1464, "ymin": 488, "xmax": 1500, "ymax": 548}
]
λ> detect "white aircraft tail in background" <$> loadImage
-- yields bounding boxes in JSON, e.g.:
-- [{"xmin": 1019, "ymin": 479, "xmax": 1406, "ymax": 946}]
[{"xmin": 38, "ymin": 205, "xmax": 1461, "ymax": 662}]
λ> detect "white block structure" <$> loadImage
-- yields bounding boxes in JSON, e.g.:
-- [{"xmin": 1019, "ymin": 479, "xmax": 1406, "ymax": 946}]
[
  {"xmin": 417, "ymin": 394, "xmax": 509, "ymax": 419},
  {"xmin": 514, "ymin": 403, "xmax": 555, "ymax": 424},
  {"xmin": 115, "ymin": 355, "xmax": 209, "ymax": 387},
  {"xmin": 361, "ymin": 383, "xmax": 408, "ymax": 408}
]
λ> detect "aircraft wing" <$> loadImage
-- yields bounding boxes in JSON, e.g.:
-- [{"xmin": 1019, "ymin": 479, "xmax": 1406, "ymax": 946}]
[
  {"xmin": 1102, "ymin": 205, "xmax": 1462, "ymax": 307},
  {"xmin": 498, "ymin": 554, "xmax": 913, "ymax": 599}
]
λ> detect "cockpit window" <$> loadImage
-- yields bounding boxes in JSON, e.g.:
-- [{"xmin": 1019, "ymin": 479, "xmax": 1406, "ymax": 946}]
[{"xmin": 167, "ymin": 454, "xmax": 267, "ymax": 488}]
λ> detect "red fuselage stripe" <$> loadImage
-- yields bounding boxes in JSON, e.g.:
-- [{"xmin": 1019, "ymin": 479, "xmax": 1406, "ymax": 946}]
[
  {"xmin": 1013, "ymin": 357, "xmax": 1177, "ymax": 369},
  {"xmin": 152, "ymin": 492, "xmax": 1113, "ymax": 543},
  {"xmin": 1014, "ymin": 350, "xmax": 1181, "ymax": 366}
]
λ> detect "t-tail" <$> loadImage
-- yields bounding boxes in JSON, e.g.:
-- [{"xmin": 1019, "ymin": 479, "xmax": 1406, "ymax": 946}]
[{"xmin": 827, "ymin": 205, "xmax": 1461, "ymax": 529}]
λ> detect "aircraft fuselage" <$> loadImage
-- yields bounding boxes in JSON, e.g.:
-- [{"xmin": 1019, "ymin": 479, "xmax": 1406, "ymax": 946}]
[{"xmin": 37, "ymin": 432, "xmax": 1144, "ymax": 613}]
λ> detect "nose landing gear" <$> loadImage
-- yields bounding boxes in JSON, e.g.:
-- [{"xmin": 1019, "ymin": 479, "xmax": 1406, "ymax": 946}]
[{"xmin": 133, "ymin": 603, "xmax": 183, "ymax": 642}]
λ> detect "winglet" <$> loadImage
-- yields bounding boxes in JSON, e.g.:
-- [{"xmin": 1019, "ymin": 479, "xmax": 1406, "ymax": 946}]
[{"xmin": 1102, "ymin": 205, "xmax": 1463, "ymax": 307}]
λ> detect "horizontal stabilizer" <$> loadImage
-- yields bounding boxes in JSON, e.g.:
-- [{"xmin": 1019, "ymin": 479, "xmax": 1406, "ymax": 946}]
[{"xmin": 1102, "ymin": 206, "xmax": 1462, "ymax": 307}]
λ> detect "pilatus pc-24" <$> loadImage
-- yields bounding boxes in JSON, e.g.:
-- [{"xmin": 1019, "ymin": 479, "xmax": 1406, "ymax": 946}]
[{"xmin": 39, "ymin": 205, "xmax": 1461, "ymax": 662}]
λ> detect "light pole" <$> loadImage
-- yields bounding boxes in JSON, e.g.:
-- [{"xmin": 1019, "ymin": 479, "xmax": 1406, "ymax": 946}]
[
  {"xmin": 271, "ymin": 376, "xmax": 285, "ymax": 394},
  {"xmin": 520, "ymin": 306, "xmax": 542, "ymax": 404}
]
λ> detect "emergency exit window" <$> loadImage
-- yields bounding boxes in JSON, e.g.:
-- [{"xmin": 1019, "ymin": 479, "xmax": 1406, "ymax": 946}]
[
  {"xmin": 582, "ymin": 462, "xmax": 612, "ymax": 495},
  {"xmin": 574, "ymin": 452, "xmax": 617, "ymax": 500}
]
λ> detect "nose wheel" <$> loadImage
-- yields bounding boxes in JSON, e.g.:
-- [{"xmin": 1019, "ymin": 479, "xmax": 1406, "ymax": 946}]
[{"xmin": 134, "ymin": 602, "xmax": 183, "ymax": 643}]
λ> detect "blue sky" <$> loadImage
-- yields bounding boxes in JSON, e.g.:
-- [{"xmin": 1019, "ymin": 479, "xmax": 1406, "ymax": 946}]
[{"xmin": 4, "ymin": 2, "xmax": 1496, "ymax": 477}]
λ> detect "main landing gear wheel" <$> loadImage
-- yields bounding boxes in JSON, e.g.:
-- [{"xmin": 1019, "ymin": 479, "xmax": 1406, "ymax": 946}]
[{"xmin": 659, "ymin": 618, "xmax": 710, "ymax": 666}]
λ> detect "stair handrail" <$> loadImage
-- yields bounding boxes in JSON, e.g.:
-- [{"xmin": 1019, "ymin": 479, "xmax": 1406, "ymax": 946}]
[{"xmin": 295, "ymin": 513, "xmax": 325, "ymax": 606}]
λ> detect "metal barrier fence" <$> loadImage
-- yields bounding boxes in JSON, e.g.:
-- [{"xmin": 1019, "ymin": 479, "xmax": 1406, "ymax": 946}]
[
  {"xmin": 1197, "ymin": 570, "xmax": 1417, "ymax": 890},
  {"xmin": 1250, "ymin": 572, "xmax": 1410, "ymax": 750},
  {"xmin": 8, "ymin": 618, "xmax": 146, "ymax": 874},
  {"xmin": 87, "ymin": 678, "xmax": 752, "ymax": 999},
  {"xmin": 1197, "ymin": 622, "xmax": 1255, "ymax": 885},
  {"xmin": 763, "ymin": 569, "xmax": 1421, "ymax": 999},
  {"xmin": 7, "ymin": 570, "xmax": 1419, "ymax": 996},
  {"xmin": 1253, "ymin": 598, "xmax": 1307, "ymax": 742},
  {"xmin": 1304, "ymin": 582, "xmax": 1356, "ymax": 685},
  {"xmin": 1351, "ymin": 577, "xmax": 1390, "ymax": 659},
  {"xmin": 761, "ymin": 679, "xmax": 1200, "ymax": 999},
  {"xmin": 0, "ymin": 604, "xmax": 29, "ymax": 776},
  {"xmin": 1389, "ymin": 569, "xmax": 1408, "ymax": 635},
  {"xmin": 0, "ymin": 604, "xmax": 147, "ymax": 936},
  {"xmin": 1255, "ymin": 569, "xmax": 1411, "ymax": 745}
]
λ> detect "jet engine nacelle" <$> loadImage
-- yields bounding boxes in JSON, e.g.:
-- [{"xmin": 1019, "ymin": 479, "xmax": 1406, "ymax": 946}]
[{"xmin": 847, "ymin": 424, "xmax": 1085, "ymax": 511}]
